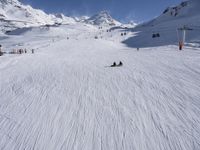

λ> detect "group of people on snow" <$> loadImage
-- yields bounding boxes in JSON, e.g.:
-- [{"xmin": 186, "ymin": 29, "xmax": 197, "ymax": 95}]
[
  {"xmin": 12, "ymin": 49, "xmax": 27, "ymax": 54},
  {"xmin": 10, "ymin": 48, "xmax": 35, "ymax": 54},
  {"xmin": 0, "ymin": 45, "xmax": 35, "ymax": 56},
  {"xmin": 110, "ymin": 61, "xmax": 123, "ymax": 67}
]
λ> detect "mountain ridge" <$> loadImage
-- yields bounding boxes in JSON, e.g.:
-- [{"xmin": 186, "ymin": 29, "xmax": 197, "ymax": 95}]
[
  {"xmin": 84, "ymin": 11, "xmax": 121, "ymax": 26},
  {"xmin": 0, "ymin": 0, "xmax": 76, "ymax": 32}
]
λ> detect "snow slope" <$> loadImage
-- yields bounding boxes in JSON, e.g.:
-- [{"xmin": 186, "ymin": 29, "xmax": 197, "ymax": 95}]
[
  {"xmin": 54, "ymin": 14, "xmax": 76, "ymax": 25},
  {"xmin": 84, "ymin": 11, "xmax": 121, "ymax": 26},
  {"xmin": 123, "ymin": 0, "xmax": 200, "ymax": 48},
  {"xmin": 0, "ymin": 22, "xmax": 200, "ymax": 149},
  {"xmin": 0, "ymin": 0, "xmax": 75, "ymax": 33},
  {"xmin": 0, "ymin": 0, "xmax": 200, "ymax": 150},
  {"xmin": 142, "ymin": 0, "xmax": 200, "ymax": 27}
]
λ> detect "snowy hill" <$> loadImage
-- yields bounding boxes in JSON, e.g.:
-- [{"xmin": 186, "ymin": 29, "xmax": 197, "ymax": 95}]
[
  {"xmin": 124, "ymin": 0, "xmax": 200, "ymax": 48},
  {"xmin": 0, "ymin": 0, "xmax": 200, "ymax": 150},
  {"xmin": 0, "ymin": 0, "xmax": 75, "ymax": 33},
  {"xmin": 74, "ymin": 16, "xmax": 90, "ymax": 22},
  {"xmin": 84, "ymin": 11, "xmax": 121, "ymax": 26},
  {"xmin": 1, "ymin": 22, "xmax": 200, "ymax": 150},
  {"xmin": 0, "ymin": 1, "xmax": 122, "ymax": 33},
  {"xmin": 54, "ymin": 13, "xmax": 76, "ymax": 24},
  {"xmin": 142, "ymin": 0, "xmax": 200, "ymax": 27}
]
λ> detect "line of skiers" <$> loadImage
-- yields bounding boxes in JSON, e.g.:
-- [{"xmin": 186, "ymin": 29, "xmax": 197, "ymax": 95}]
[
  {"xmin": 13, "ymin": 49, "xmax": 27, "ymax": 54},
  {"xmin": 10, "ymin": 49, "xmax": 34, "ymax": 54},
  {"xmin": 0, "ymin": 44, "xmax": 36, "ymax": 57}
]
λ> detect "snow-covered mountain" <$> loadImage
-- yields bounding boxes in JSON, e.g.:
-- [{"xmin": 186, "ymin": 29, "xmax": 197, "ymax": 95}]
[
  {"xmin": 0, "ymin": 0, "xmax": 75, "ymax": 32},
  {"xmin": 124, "ymin": 0, "xmax": 200, "ymax": 48},
  {"xmin": 0, "ymin": 0, "xmax": 124, "ymax": 33},
  {"xmin": 121, "ymin": 21, "xmax": 137, "ymax": 28},
  {"xmin": 84, "ymin": 11, "xmax": 121, "ymax": 26},
  {"xmin": 74, "ymin": 16, "xmax": 89, "ymax": 22},
  {"xmin": 140, "ymin": 0, "xmax": 200, "ymax": 27},
  {"xmin": 54, "ymin": 13, "xmax": 76, "ymax": 24},
  {"xmin": 0, "ymin": 0, "xmax": 122, "ymax": 33}
]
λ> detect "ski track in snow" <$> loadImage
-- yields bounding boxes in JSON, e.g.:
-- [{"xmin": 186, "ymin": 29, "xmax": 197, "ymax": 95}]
[{"xmin": 0, "ymin": 38, "xmax": 200, "ymax": 150}]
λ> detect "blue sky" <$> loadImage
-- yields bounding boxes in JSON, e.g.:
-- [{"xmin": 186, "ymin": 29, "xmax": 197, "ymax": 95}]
[{"xmin": 20, "ymin": 0, "xmax": 183, "ymax": 23}]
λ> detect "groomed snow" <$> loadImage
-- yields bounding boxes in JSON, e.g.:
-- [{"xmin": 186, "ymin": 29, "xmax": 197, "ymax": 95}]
[
  {"xmin": 0, "ymin": 29, "xmax": 200, "ymax": 149},
  {"xmin": 0, "ymin": 0, "xmax": 200, "ymax": 148}
]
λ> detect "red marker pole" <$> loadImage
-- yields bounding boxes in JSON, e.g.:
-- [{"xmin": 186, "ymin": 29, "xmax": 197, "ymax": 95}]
[{"xmin": 179, "ymin": 41, "xmax": 183, "ymax": 50}]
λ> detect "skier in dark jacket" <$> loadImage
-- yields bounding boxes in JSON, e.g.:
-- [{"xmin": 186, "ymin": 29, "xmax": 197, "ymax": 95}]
[
  {"xmin": 111, "ymin": 62, "xmax": 116, "ymax": 67},
  {"xmin": 118, "ymin": 61, "xmax": 123, "ymax": 66},
  {"xmin": 0, "ymin": 45, "xmax": 3, "ymax": 56}
]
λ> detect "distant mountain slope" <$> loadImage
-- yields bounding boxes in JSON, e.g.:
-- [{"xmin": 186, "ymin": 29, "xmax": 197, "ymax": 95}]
[
  {"xmin": 54, "ymin": 13, "xmax": 76, "ymax": 24},
  {"xmin": 0, "ymin": 0, "xmax": 75, "ymax": 32},
  {"xmin": 140, "ymin": 0, "xmax": 200, "ymax": 27},
  {"xmin": 84, "ymin": 11, "xmax": 121, "ymax": 26},
  {"xmin": 124, "ymin": 0, "xmax": 200, "ymax": 48}
]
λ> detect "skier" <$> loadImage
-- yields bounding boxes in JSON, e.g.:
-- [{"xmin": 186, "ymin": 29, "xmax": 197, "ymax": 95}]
[
  {"xmin": 179, "ymin": 41, "xmax": 183, "ymax": 50},
  {"xmin": 0, "ymin": 45, "xmax": 3, "ymax": 56},
  {"xmin": 118, "ymin": 61, "xmax": 123, "ymax": 66},
  {"xmin": 111, "ymin": 62, "xmax": 116, "ymax": 67}
]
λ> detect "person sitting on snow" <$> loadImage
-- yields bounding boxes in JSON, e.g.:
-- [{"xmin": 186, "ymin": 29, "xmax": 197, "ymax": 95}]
[
  {"xmin": 111, "ymin": 62, "xmax": 116, "ymax": 67},
  {"xmin": 118, "ymin": 61, "xmax": 123, "ymax": 66}
]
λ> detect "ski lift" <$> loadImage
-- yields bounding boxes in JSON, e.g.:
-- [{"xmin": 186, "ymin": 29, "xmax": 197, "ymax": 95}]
[
  {"xmin": 176, "ymin": 25, "xmax": 193, "ymax": 50},
  {"xmin": 152, "ymin": 33, "xmax": 160, "ymax": 38}
]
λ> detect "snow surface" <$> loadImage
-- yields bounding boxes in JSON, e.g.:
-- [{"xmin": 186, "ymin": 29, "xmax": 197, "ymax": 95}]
[
  {"xmin": 0, "ymin": 0, "xmax": 200, "ymax": 150},
  {"xmin": 0, "ymin": 22, "xmax": 200, "ymax": 150}
]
